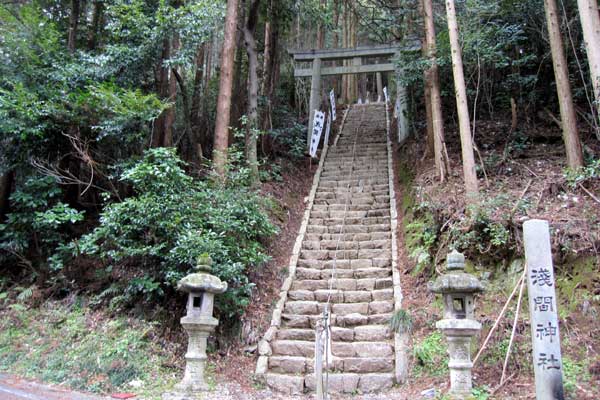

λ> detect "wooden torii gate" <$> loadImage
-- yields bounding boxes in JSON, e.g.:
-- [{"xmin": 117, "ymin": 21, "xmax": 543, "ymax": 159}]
[{"xmin": 289, "ymin": 43, "xmax": 420, "ymax": 146}]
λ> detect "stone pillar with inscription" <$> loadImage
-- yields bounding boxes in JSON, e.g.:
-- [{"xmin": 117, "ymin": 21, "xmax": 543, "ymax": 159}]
[
  {"xmin": 524, "ymin": 219, "xmax": 565, "ymax": 400},
  {"xmin": 428, "ymin": 251, "xmax": 484, "ymax": 399}
]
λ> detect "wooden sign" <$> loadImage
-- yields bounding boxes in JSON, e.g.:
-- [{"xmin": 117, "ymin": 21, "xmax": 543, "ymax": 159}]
[
  {"xmin": 309, "ymin": 110, "xmax": 325, "ymax": 158},
  {"xmin": 523, "ymin": 219, "xmax": 565, "ymax": 400}
]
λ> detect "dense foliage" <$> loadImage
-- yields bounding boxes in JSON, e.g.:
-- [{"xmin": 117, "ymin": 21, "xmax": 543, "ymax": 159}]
[{"xmin": 77, "ymin": 148, "xmax": 276, "ymax": 319}]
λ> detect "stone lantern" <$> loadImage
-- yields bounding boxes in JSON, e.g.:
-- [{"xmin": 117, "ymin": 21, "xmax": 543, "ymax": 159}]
[
  {"xmin": 164, "ymin": 255, "xmax": 227, "ymax": 399},
  {"xmin": 428, "ymin": 250, "xmax": 484, "ymax": 399}
]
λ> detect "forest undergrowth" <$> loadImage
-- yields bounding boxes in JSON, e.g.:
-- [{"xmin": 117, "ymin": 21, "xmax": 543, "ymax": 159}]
[{"xmin": 396, "ymin": 115, "xmax": 599, "ymax": 400}]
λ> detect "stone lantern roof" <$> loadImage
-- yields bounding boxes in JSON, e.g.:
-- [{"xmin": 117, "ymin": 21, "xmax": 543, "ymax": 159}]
[
  {"xmin": 428, "ymin": 250, "xmax": 484, "ymax": 294},
  {"xmin": 177, "ymin": 255, "xmax": 228, "ymax": 294}
]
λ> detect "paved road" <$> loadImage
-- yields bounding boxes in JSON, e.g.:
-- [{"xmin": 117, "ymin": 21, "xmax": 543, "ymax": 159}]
[{"xmin": 0, "ymin": 375, "xmax": 109, "ymax": 400}]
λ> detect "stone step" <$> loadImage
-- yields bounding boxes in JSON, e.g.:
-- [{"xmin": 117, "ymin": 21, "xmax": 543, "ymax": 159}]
[
  {"xmin": 299, "ymin": 248, "xmax": 391, "ymax": 260},
  {"xmin": 311, "ymin": 204, "xmax": 390, "ymax": 212},
  {"xmin": 302, "ymin": 238, "xmax": 391, "ymax": 250},
  {"xmin": 312, "ymin": 202, "xmax": 390, "ymax": 210},
  {"xmin": 271, "ymin": 340, "xmax": 393, "ymax": 359},
  {"xmin": 306, "ymin": 224, "xmax": 390, "ymax": 234},
  {"xmin": 325, "ymin": 160, "xmax": 387, "ymax": 166},
  {"xmin": 319, "ymin": 174, "xmax": 389, "ymax": 181},
  {"xmin": 317, "ymin": 185, "xmax": 389, "ymax": 191},
  {"xmin": 325, "ymin": 155, "xmax": 387, "ymax": 161},
  {"xmin": 268, "ymin": 355, "xmax": 394, "ymax": 374},
  {"xmin": 287, "ymin": 288, "xmax": 393, "ymax": 303},
  {"xmin": 318, "ymin": 179, "xmax": 388, "ymax": 188},
  {"xmin": 263, "ymin": 372, "xmax": 394, "ymax": 395},
  {"xmin": 308, "ymin": 216, "xmax": 390, "ymax": 226},
  {"xmin": 328, "ymin": 147, "xmax": 387, "ymax": 152},
  {"xmin": 281, "ymin": 312, "xmax": 393, "ymax": 329},
  {"xmin": 297, "ymin": 258, "xmax": 392, "ymax": 270},
  {"xmin": 314, "ymin": 192, "xmax": 389, "ymax": 201},
  {"xmin": 295, "ymin": 266, "xmax": 391, "ymax": 280},
  {"xmin": 276, "ymin": 324, "xmax": 392, "ymax": 343},
  {"xmin": 309, "ymin": 209, "xmax": 389, "ymax": 220},
  {"xmin": 314, "ymin": 191, "xmax": 389, "ymax": 200},
  {"xmin": 326, "ymin": 154, "xmax": 387, "ymax": 160},
  {"xmin": 283, "ymin": 300, "xmax": 394, "ymax": 316},
  {"xmin": 319, "ymin": 174, "xmax": 387, "ymax": 182},
  {"xmin": 321, "ymin": 169, "xmax": 386, "ymax": 177},
  {"xmin": 305, "ymin": 372, "xmax": 394, "ymax": 393},
  {"xmin": 301, "ymin": 243, "xmax": 390, "ymax": 254},
  {"xmin": 290, "ymin": 277, "xmax": 393, "ymax": 292},
  {"xmin": 304, "ymin": 232, "xmax": 390, "ymax": 241},
  {"xmin": 312, "ymin": 198, "xmax": 389, "ymax": 206}
]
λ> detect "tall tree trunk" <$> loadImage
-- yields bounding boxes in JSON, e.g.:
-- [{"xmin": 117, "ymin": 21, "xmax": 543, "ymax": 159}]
[
  {"xmin": 445, "ymin": 0, "xmax": 478, "ymax": 201},
  {"xmin": 68, "ymin": 0, "xmax": 80, "ymax": 52},
  {"xmin": 152, "ymin": 37, "xmax": 176, "ymax": 147},
  {"xmin": 544, "ymin": 0, "xmax": 584, "ymax": 168},
  {"xmin": 316, "ymin": 0, "xmax": 327, "ymax": 48},
  {"xmin": 87, "ymin": 0, "xmax": 103, "ymax": 50},
  {"xmin": 205, "ymin": 38, "xmax": 213, "ymax": 89},
  {"xmin": 261, "ymin": 20, "xmax": 272, "ymax": 96},
  {"xmin": 421, "ymin": 35, "xmax": 435, "ymax": 156},
  {"xmin": 191, "ymin": 45, "xmax": 206, "ymax": 160},
  {"xmin": 231, "ymin": 0, "xmax": 247, "ymax": 133},
  {"xmin": 213, "ymin": 0, "xmax": 240, "ymax": 178},
  {"xmin": 332, "ymin": 0, "xmax": 341, "ymax": 96},
  {"xmin": 164, "ymin": 36, "xmax": 179, "ymax": 147},
  {"xmin": 261, "ymin": 0, "xmax": 279, "ymax": 133},
  {"xmin": 244, "ymin": 0, "xmax": 261, "ymax": 185},
  {"xmin": 423, "ymin": 0, "xmax": 447, "ymax": 181},
  {"xmin": 577, "ymin": 0, "xmax": 600, "ymax": 125},
  {"xmin": 348, "ymin": 4, "xmax": 358, "ymax": 102},
  {"xmin": 0, "ymin": 170, "xmax": 15, "ymax": 223}
]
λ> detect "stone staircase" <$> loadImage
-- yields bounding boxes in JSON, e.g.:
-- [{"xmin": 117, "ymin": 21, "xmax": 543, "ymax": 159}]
[{"xmin": 256, "ymin": 103, "xmax": 403, "ymax": 395}]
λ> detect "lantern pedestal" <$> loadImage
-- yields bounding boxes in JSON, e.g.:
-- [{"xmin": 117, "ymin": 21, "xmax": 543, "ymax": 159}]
[
  {"xmin": 175, "ymin": 318, "xmax": 218, "ymax": 393},
  {"xmin": 436, "ymin": 319, "xmax": 481, "ymax": 398}
]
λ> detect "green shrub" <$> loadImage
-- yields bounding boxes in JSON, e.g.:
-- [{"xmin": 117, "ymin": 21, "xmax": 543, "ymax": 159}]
[
  {"xmin": 77, "ymin": 148, "xmax": 277, "ymax": 321},
  {"xmin": 0, "ymin": 175, "xmax": 84, "ymax": 275}
]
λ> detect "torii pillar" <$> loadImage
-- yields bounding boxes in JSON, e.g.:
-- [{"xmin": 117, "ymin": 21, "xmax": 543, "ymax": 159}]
[{"xmin": 308, "ymin": 58, "xmax": 322, "ymax": 148}]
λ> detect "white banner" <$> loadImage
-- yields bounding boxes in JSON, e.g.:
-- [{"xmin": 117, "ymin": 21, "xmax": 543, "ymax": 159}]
[
  {"xmin": 329, "ymin": 89, "xmax": 336, "ymax": 121},
  {"xmin": 383, "ymin": 86, "xmax": 389, "ymax": 104},
  {"xmin": 309, "ymin": 110, "xmax": 326, "ymax": 158},
  {"xmin": 324, "ymin": 113, "xmax": 331, "ymax": 146}
]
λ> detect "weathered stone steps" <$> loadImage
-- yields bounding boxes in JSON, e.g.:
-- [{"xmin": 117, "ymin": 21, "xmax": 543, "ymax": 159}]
[
  {"xmin": 281, "ymin": 312, "xmax": 393, "ymax": 329},
  {"xmin": 290, "ymin": 277, "xmax": 393, "ymax": 291},
  {"xmin": 268, "ymin": 355, "xmax": 394, "ymax": 374},
  {"xmin": 306, "ymin": 224, "xmax": 390, "ymax": 234},
  {"xmin": 283, "ymin": 300, "xmax": 394, "ymax": 316},
  {"xmin": 301, "ymin": 238, "xmax": 391, "ymax": 250},
  {"xmin": 287, "ymin": 288, "xmax": 394, "ymax": 302},
  {"xmin": 258, "ymin": 103, "xmax": 400, "ymax": 394},
  {"xmin": 297, "ymin": 258, "xmax": 392, "ymax": 269},
  {"xmin": 264, "ymin": 372, "xmax": 394, "ymax": 395}
]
